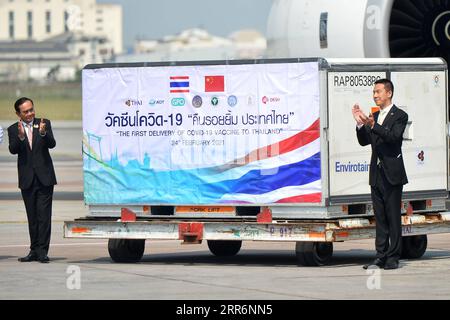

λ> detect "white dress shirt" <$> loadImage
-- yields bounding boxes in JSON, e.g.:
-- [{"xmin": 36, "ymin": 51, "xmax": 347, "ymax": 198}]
[
  {"xmin": 18, "ymin": 120, "xmax": 34, "ymax": 142},
  {"xmin": 375, "ymin": 104, "xmax": 393, "ymax": 164},
  {"xmin": 377, "ymin": 104, "xmax": 393, "ymax": 125}
]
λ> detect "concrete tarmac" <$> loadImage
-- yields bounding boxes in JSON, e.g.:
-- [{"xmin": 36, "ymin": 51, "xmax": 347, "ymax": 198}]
[
  {"xmin": 1, "ymin": 199, "xmax": 450, "ymax": 300},
  {"xmin": 1, "ymin": 121, "xmax": 450, "ymax": 300}
]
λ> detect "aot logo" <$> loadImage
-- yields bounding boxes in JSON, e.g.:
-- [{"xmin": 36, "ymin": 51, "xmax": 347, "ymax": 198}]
[
  {"xmin": 171, "ymin": 98, "xmax": 185, "ymax": 107},
  {"xmin": 149, "ymin": 99, "xmax": 164, "ymax": 106},
  {"xmin": 262, "ymin": 96, "xmax": 280, "ymax": 104},
  {"xmin": 125, "ymin": 99, "xmax": 143, "ymax": 107}
]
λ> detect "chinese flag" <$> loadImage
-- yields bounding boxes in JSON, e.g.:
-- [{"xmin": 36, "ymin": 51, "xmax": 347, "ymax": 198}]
[{"xmin": 205, "ymin": 75, "xmax": 224, "ymax": 92}]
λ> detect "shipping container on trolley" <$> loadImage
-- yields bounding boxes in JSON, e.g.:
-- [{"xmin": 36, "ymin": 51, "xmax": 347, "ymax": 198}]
[{"xmin": 64, "ymin": 57, "xmax": 450, "ymax": 266}]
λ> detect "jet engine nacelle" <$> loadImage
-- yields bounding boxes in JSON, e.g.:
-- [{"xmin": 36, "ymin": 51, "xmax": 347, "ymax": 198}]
[{"xmin": 266, "ymin": 0, "xmax": 450, "ymax": 64}]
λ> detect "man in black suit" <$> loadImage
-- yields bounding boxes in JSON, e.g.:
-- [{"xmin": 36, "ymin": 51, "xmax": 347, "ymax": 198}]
[
  {"xmin": 352, "ymin": 79, "xmax": 408, "ymax": 270},
  {"xmin": 8, "ymin": 97, "xmax": 57, "ymax": 263}
]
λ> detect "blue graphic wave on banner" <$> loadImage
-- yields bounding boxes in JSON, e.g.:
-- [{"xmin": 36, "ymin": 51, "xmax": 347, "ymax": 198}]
[{"xmin": 201, "ymin": 152, "xmax": 321, "ymax": 195}]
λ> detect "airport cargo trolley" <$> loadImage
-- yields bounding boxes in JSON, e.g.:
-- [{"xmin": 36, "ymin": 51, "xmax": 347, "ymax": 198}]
[{"xmin": 65, "ymin": 57, "xmax": 450, "ymax": 266}]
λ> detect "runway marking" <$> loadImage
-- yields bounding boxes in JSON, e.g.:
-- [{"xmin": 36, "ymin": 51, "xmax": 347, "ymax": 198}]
[
  {"xmin": 0, "ymin": 240, "xmax": 179, "ymax": 248},
  {"xmin": 0, "ymin": 242, "xmax": 107, "ymax": 248},
  {"xmin": 0, "ymin": 220, "xmax": 87, "ymax": 224},
  {"xmin": 0, "ymin": 221, "xmax": 31, "ymax": 224}
]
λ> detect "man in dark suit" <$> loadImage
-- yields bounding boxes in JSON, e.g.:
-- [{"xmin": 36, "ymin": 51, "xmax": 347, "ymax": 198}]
[
  {"xmin": 352, "ymin": 79, "xmax": 408, "ymax": 270},
  {"xmin": 8, "ymin": 97, "xmax": 57, "ymax": 263}
]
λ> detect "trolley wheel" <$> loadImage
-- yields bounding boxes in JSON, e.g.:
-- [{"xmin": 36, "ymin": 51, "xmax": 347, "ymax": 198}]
[
  {"xmin": 401, "ymin": 235, "xmax": 427, "ymax": 259},
  {"xmin": 108, "ymin": 239, "xmax": 145, "ymax": 263},
  {"xmin": 295, "ymin": 242, "xmax": 333, "ymax": 266},
  {"xmin": 207, "ymin": 240, "xmax": 242, "ymax": 256}
]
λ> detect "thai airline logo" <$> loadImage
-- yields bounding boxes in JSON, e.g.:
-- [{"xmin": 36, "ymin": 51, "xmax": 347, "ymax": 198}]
[{"xmin": 125, "ymin": 99, "xmax": 142, "ymax": 107}]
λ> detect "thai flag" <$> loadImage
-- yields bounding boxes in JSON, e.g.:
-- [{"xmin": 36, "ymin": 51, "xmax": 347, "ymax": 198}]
[{"xmin": 170, "ymin": 76, "xmax": 189, "ymax": 93}]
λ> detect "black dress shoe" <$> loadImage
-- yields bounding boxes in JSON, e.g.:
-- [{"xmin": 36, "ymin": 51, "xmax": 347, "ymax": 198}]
[
  {"xmin": 18, "ymin": 252, "xmax": 38, "ymax": 262},
  {"xmin": 384, "ymin": 261, "xmax": 399, "ymax": 270},
  {"xmin": 363, "ymin": 258, "xmax": 385, "ymax": 269},
  {"xmin": 38, "ymin": 256, "xmax": 50, "ymax": 263}
]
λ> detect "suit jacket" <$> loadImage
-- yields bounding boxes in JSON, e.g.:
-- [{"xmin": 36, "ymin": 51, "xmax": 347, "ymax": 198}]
[
  {"xmin": 8, "ymin": 118, "xmax": 57, "ymax": 190},
  {"xmin": 356, "ymin": 105, "xmax": 408, "ymax": 186}
]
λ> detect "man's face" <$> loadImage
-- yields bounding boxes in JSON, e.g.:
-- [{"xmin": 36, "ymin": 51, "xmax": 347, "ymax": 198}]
[
  {"xmin": 373, "ymin": 83, "xmax": 392, "ymax": 108},
  {"xmin": 16, "ymin": 100, "xmax": 35, "ymax": 123}
]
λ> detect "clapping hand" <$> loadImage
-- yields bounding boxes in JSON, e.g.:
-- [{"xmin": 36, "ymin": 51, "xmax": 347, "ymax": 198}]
[
  {"xmin": 18, "ymin": 120, "xmax": 25, "ymax": 140},
  {"xmin": 366, "ymin": 112, "xmax": 374, "ymax": 128},
  {"xmin": 352, "ymin": 104, "xmax": 368, "ymax": 125},
  {"xmin": 352, "ymin": 105, "xmax": 375, "ymax": 128},
  {"xmin": 39, "ymin": 118, "xmax": 46, "ymax": 135}
]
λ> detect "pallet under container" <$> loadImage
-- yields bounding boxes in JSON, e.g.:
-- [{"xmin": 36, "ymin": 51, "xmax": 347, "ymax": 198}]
[{"xmin": 64, "ymin": 206, "xmax": 450, "ymax": 266}]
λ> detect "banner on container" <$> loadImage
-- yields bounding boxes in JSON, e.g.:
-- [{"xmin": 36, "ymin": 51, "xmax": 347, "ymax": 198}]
[{"xmin": 82, "ymin": 62, "xmax": 321, "ymax": 204}]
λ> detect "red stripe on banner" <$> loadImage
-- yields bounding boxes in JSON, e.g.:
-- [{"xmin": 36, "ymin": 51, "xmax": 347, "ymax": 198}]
[
  {"xmin": 278, "ymin": 119, "xmax": 320, "ymax": 154},
  {"xmin": 242, "ymin": 118, "xmax": 320, "ymax": 164},
  {"xmin": 276, "ymin": 192, "xmax": 322, "ymax": 203},
  {"xmin": 170, "ymin": 76, "xmax": 189, "ymax": 80},
  {"xmin": 210, "ymin": 118, "xmax": 320, "ymax": 173},
  {"xmin": 170, "ymin": 89, "xmax": 190, "ymax": 93}
]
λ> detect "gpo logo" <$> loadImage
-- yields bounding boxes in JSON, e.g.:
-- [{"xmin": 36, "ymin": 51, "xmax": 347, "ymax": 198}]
[{"xmin": 171, "ymin": 98, "xmax": 185, "ymax": 107}]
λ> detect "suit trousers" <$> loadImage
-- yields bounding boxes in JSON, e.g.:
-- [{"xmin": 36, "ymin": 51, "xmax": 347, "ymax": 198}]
[
  {"xmin": 21, "ymin": 175, "xmax": 54, "ymax": 257},
  {"xmin": 371, "ymin": 165, "xmax": 403, "ymax": 263}
]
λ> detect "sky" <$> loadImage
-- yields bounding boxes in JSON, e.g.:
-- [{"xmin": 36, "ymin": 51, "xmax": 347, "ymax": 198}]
[{"xmin": 97, "ymin": 0, "xmax": 274, "ymax": 51}]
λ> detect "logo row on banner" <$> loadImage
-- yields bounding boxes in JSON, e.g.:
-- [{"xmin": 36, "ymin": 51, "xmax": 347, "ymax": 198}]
[{"xmin": 125, "ymin": 95, "xmax": 282, "ymax": 108}]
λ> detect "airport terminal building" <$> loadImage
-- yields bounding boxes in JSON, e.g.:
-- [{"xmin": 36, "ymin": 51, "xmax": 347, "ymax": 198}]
[{"xmin": 0, "ymin": 0, "xmax": 122, "ymax": 81}]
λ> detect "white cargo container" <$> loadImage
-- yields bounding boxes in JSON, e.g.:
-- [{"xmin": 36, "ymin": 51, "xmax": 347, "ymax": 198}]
[{"xmin": 65, "ymin": 58, "xmax": 450, "ymax": 266}]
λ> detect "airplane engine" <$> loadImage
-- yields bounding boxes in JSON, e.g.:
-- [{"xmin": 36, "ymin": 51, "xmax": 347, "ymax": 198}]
[{"xmin": 266, "ymin": 0, "xmax": 450, "ymax": 64}]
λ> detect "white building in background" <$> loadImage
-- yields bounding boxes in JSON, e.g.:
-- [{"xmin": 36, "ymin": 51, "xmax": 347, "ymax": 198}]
[
  {"xmin": 0, "ymin": 0, "xmax": 122, "ymax": 81},
  {"xmin": 129, "ymin": 28, "xmax": 235, "ymax": 62},
  {"xmin": 229, "ymin": 29, "xmax": 267, "ymax": 59},
  {"xmin": 119, "ymin": 28, "xmax": 266, "ymax": 63},
  {"xmin": 0, "ymin": 32, "xmax": 113, "ymax": 82},
  {"xmin": 0, "ymin": 0, "xmax": 122, "ymax": 54}
]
